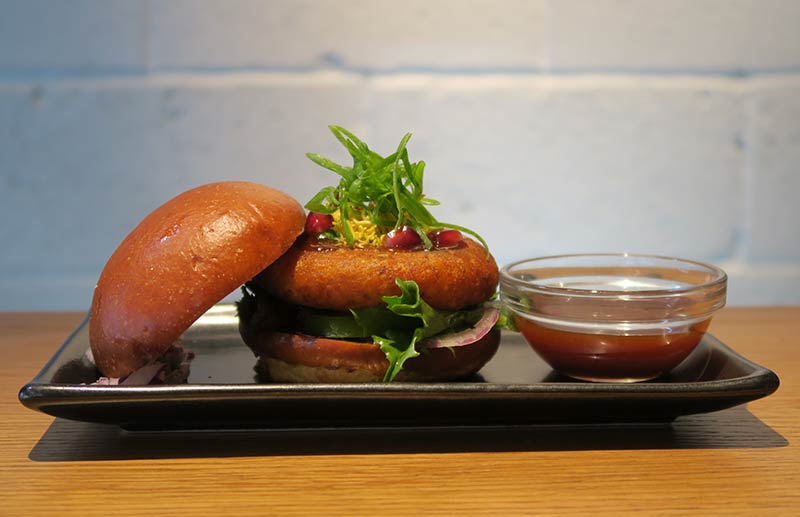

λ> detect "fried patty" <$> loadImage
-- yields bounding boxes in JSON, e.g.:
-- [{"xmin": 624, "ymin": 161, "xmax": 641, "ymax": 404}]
[
  {"xmin": 246, "ymin": 328, "xmax": 501, "ymax": 382},
  {"xmin": 254, "ymin": 237, "xmax": 499, "ymax": 311}
]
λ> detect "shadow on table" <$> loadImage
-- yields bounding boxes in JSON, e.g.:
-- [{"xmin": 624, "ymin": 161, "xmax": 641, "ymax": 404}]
[{"xmin": 29, "ymin": 405, "xmax": 787, "ymax": 462}]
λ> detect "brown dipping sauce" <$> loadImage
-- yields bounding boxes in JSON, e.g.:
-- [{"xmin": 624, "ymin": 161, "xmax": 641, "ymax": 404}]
[{"xmin": 515, "ymin": 315, "xmax": 711, "ymax": 382}]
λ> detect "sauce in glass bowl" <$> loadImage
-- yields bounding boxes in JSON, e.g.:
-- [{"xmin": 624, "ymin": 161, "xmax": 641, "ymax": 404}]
[{"xmin": 499, "ymin": 254, "xmax": 727, "ymax": 382}]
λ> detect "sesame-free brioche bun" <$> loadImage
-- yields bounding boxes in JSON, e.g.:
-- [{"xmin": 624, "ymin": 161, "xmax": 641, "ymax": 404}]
[{"xmin": 89, "ymin": 181, "xmax": 305, "ymax": 378}]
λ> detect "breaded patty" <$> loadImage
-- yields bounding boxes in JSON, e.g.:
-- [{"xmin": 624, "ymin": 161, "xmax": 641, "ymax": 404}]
[
  {"xmin": 254, "ymin": 237, "xmax": 499, "ymax": 311},
  {"xmin": 246, "ymin": 328, "xmax": 501, "ymax": 382}
]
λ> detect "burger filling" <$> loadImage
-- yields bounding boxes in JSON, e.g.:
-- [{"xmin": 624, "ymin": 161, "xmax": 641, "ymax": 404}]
[{"xmin": 238, "ymin": 279, "xmax": 503, "ymax": 382}]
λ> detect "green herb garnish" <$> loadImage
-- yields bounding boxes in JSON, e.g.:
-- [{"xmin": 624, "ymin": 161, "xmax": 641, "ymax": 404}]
[{"xmin": 305, "ymin": 126, "xmax": 488, "ymax": 250}]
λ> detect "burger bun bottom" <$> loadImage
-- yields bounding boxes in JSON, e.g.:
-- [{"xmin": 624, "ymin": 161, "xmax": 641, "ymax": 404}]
[{"xmin": 244, "ymin": 328, "xmax": 501, "ymax": 383}]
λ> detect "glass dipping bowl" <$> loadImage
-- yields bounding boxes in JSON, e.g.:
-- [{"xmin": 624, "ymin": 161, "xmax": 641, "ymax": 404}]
[{"xmin": 499, "ymin": 254, "xmax": 727, "ymax": 382}]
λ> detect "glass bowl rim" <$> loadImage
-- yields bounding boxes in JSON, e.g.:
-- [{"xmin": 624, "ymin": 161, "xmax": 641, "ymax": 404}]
[{"xmin": 499, "ymin": 252, "xmax": 728, "ymax": 299}]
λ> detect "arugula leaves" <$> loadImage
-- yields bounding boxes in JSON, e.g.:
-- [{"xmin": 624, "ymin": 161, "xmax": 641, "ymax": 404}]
[
  {"xmin": 306, "ymin": 126, "xmax": 488, "ymax": 250},
  {"xmin": 348, "ymin": 279, "xmax": 455, "ymax": 382}
]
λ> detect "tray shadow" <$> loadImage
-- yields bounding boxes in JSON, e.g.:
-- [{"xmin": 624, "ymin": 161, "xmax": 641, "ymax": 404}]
[{"xmin": 29, "ymin": 405, "xmax": 787, "ymax": 462}]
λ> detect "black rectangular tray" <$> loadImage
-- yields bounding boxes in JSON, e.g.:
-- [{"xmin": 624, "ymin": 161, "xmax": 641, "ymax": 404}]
[{"xmin": 19, "ymin": 305, "xmax": 779, "ymax": 430}]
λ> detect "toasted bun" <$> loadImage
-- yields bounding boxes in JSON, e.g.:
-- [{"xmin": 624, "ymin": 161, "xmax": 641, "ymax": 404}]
[
  {"xmin": 254, "ymin": 237, "xmax": 499, "ymax": 311},
  {"xmin": 243, "ymin": 329, "xmax": 501, "ymax": 383},
  {"xmin": 90, "ymin": 181, "xmax": 305, "ymax": 378}
]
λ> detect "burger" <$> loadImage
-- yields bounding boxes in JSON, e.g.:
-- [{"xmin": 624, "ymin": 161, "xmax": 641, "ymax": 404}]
[
  {"xmin": 89, "ymin": 126, "xmax": 504, "ymax": 384},
  {"xmin": 238, "ymin": 127, "xmax": 502, "ymax": 382}
]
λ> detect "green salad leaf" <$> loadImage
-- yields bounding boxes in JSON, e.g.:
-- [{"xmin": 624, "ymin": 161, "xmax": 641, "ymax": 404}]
[
  {"xmin": 306, "ymin": 126, "xmax": 488, "ymax": 250},
  {"xmin": 352, "ymin": 279, "xmax": 456, "ymax": 382}
]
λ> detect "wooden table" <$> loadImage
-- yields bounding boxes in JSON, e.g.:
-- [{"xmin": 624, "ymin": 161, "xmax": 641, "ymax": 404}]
[{"xmin": 1, "ymin": 308, "xmax": 798, "ymax": 516}]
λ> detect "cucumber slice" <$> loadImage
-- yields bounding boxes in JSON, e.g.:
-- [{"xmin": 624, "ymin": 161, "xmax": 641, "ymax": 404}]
[
  {"xmin": 299, "ymin": 310, "xmax": 370, "ymax": 338},
  {"xmin": 298, "ymin": 307, "xmax": 421, "ymax": 338}
]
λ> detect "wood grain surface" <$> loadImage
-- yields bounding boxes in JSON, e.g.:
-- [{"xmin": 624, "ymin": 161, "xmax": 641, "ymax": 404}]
[{"xmin": 1, "ymin": 308, "xmax": 799, "ymax": 516}]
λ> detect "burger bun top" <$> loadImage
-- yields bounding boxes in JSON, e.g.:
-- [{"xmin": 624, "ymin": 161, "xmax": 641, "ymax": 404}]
[{"xmin": 89, "ymin": 181, "xmax": 305, "ymax": 378}]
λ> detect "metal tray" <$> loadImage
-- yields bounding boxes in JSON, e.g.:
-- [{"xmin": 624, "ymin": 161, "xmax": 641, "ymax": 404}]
[{"xmin": 19, "ymin": 305, "xmax": 779, "ymax": 430}]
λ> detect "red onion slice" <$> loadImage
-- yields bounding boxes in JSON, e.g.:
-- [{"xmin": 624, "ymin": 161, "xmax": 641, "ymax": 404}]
[
  {"xmin": 421, "ymin": 306, "xmax": 500, "ymax": 349},
  {"xmin": 93, "ymin": 377, "xmax": 120, "ymax": 386},
  {"xmin": 120, "ymin": 362, "xmax": 166, "ymax": 385},
  {"xmin": 88, "ymin": 343, "xmax": 193, "ymax": 386}
]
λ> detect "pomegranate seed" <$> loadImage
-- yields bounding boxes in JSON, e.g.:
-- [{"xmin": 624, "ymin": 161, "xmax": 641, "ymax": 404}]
[
  {"xmin": 429, "ymin": 229, "xmax": 463, "ymax": 248},
  {"xmin": 383, "ymin": 226, "xmax": 422, "ymax": 249},
  {"xmin": 305, "ymin": 212, "xmax": 333, "ymax": 233}
]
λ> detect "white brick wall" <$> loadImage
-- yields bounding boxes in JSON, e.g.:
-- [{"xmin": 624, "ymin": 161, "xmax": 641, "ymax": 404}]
[
  {"xmin": 149, "ymin": 0, "xmax": 547, "ymax": 70},
  {"xmin": 548, "ymin": 0, "xmax": 800, "ymax": 71},
  {"xmin": 1, "ymin": 0, "xmax": 799, "ymax": 309},
  {"xmin": 0, "ymin": 1, "xmax": 146, "ymax": 71},
  {"xmin": 746, "ymin": 77, "xmax": 800, "ymax": 260},
  {"xmin": 366, "ymin": 76, "xmax": 744, "ymax": 263}
]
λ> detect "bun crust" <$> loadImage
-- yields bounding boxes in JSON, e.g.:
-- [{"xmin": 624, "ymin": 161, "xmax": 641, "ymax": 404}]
[
  {"xmin": 255, "ymin": 237, "xmax": 499, "ymax": 311},
  {"xmin": 244, "ymin": 329, "xmax": 501, "ymax": 383},
  {"xmin": 90, "ymin": 181, "xmax": 305, "ymax": 378}
]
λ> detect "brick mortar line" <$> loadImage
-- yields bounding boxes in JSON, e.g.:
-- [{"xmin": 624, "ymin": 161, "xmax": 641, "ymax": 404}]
[
  {"xmin": 1, "ymin": 72, "xmax": 798, "ymax": 91},
  {"xmin": 1, "ymin": 67, "xmax": 800, "ymax": 82}
]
